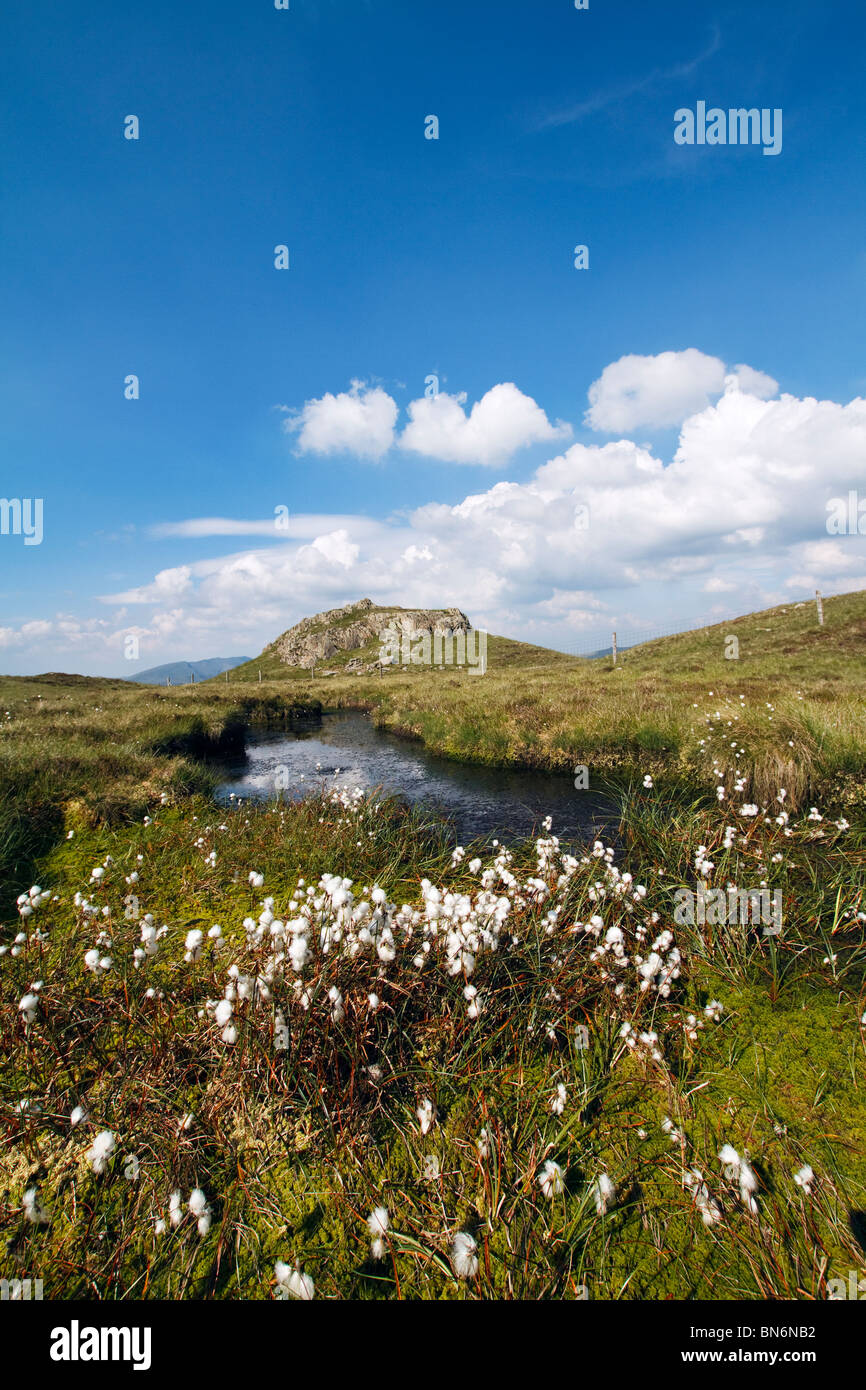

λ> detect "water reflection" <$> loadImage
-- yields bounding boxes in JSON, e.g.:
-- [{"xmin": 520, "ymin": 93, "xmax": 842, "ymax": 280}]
[{"xmin": 217, "ymin": 709, "xmax": 617, "ymax": 847}]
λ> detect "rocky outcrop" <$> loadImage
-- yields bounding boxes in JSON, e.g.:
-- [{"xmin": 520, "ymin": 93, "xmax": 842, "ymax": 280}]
[{"xmin": 268, "ymin": 598, "xmax": 471, "ymax": 670}]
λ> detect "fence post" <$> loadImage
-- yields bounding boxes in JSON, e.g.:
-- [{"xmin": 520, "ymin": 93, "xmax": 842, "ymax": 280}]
[
  {"xmin": 815, "ymin": 589, "xmax": 824, "ymax": 626},
  {"xmin": 612, "ymin": 631, "xmax": 617, "ymax": 666}
]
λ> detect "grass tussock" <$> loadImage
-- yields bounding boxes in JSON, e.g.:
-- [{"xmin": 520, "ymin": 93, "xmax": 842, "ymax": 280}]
[{"xmin": 2, "ymin": 760, "xmax": 866, "ymax": 1299}]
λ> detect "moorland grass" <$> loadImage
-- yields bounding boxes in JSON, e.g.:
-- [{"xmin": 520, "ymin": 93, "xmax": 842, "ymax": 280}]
[{"xmin": 0, "ymin": 592, "xmax": 864, "ymax": 1299}]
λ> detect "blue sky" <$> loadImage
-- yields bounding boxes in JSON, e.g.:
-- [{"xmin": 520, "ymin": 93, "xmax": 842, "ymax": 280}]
[{"xmin": 1, "ymin": 0, "xmax": 865, "ymax": 674}]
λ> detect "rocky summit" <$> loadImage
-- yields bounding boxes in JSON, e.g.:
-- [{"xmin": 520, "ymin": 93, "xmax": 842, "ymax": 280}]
[{"xmin": 266, "ymin": 598, "xmax": 471, "ymax": 672}]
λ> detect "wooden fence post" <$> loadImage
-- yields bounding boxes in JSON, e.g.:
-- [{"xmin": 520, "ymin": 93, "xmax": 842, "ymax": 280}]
[
  {"xmin": 612, "ymin": 631, "xmax": 618, "ymax": 666},
  {"xmin": 816, "ymin": 590, "xmax": 824, "ymax": 626}
]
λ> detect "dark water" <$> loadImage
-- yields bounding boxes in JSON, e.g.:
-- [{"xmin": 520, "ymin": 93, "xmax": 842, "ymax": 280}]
[{"xmin": 216, "ymin": 709, "xmax": 616, "ymax": 847}]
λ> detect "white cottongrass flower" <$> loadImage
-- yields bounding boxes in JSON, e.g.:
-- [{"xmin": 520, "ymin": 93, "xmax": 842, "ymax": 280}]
[
  {"xmin": 593, "ymin": 1173, "xmax": 616, "ymax": 1215},
  {"xmin": 86, "ymin": 1129, "xmax": 116, "ymax": 1175},
  {"xmin": 477, "ymin": 1127, "xmax": 491, "ymax": 1160},
  {"xmin": 551, "ymin": 1082, "xmax": 567, "ymax": 1116},
  {"xmin": 248, "ymin": 871, "xmax": 264, "ymax": 889},
  {"xmin": 274, "ymin": 1261, "xmax": 315, "ymax": 1300},
  {"xmin": 214, "ymin": 997, "xmax": 238, "ymax": 1044},
  {"xmin": 123, "ymin": 1154, "xmax": 140, "ymax": 1182},
  {"xmin": 184, "ymin": 928, "xmax": 204, "ymax": 963},
  {"xmin": 417, "ymin": 1098, "xmax": 435, "ymax": 1135},
  {"xmin": 684, "ymin": 1168, "xmax": 722, "ymax": 1227},
  {"xmin": 538, "ymin": 1159, "xmax": 565, "ymax": 1199},
  {"xmin": 643, "ymin": 775, "xmax": 653, "ymax": 789},
  {"xmin": 464, "ymin": 983, "xmax": 481, "ymax": 1019},
  {"xmin": 139, "ymin": 922, "xmax": 159, "ymax": 959},
  {"xmin": 367, "ymin": 1206, "xmax": 389, "ymax": 1260},
  {"xmin": 719, "ymin": 1144, "xmax": 757, "ymax": 1212},
  {"xmin": 70, "ymin": 1103, "xmax": 88, "ymax": 1128},
  {"xmin": 289, "ymin": 935, "xmax": 310, "ymax": 972},
  {"xmin": 18, "ymin": 992, "xmax": 39, "ymax": 1026},
  {"xmin": 328, "ymin": 985, "xmax": 344, "ymax": 1023},
  {"xmin": 214, "ymin": 999, "xmax": 233, "ymax": 1028},
  {"xmin": 189, "ymin": 1188, "xmax": 212, "ymax": 1236},
  {"xmin": 793, "ymin": 1164, "xmax": 815, "ymax": 1196},
  {"xmin": 451, "ymin": 1231, "xmax": 479, "ymax": 1280},
  {"xmin": 169, "ymin": 1190, "xmax": 184, "ymax": 1227},
  {"xmin": 738, "ymin": 1161, "xmax": 758, "ymax": 1214},
  {"xmin": 23, "ymin": 1187, "xmax": 50, "ymax": 1224}
]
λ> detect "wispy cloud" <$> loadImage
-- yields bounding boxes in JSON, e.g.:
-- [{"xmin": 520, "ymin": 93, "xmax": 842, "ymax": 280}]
[
  {"xmin": 150, "ymin": 515, "xmax": 384, "ymax": 541},
  {"xmin": 533, "ymin": 28, "xmax": 721, "ymax": 131},
  {"xmin": 151, "ymin": 518, "xmax": 289, "ymax": 539}
]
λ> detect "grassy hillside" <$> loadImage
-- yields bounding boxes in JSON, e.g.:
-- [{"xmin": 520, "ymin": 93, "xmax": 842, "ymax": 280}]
[
  {"xmin": 620, "ymin": 591, "xmax": 866, "ymax": 679},
  {"xmin": 230, "ymin": 629, "xmax": 573, "ymax": 681}
]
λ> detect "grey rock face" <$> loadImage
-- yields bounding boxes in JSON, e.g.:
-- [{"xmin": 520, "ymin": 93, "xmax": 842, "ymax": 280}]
[{"xmin": 269, "ymin": 598, "xmax": 470, "ymax": 669}]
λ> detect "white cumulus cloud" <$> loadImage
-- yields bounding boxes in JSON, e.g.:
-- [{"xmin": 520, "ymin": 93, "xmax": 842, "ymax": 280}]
[
  {"xmin": 584, "ymin": 349, "xmax": 777, "ymax": 432},
  {"xmin": 399, "ymin": 382, "xmax": 571, "ymax": 466},
  {"xmin": 283, "ymin": 381, "xmax": 398, "ymax": 460}
]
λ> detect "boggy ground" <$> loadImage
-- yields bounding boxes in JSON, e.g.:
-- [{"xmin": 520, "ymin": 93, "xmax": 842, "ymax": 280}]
[
  {"xmin": 2, "ymin": 717, "xmax": 865, "ymax": 1298},
  {"xmin": 0, "ymin": 595, "xmax": 864, "ymax": 1299}
]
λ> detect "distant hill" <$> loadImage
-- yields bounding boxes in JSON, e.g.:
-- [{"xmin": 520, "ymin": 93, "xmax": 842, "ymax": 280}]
[
  {"xmin": 0, "ymin": 671, "xmax": 133, "ymax": 690},
  {"xmin": 125, "ymin": 657, "xmax": 252, "ymax": 687}
]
